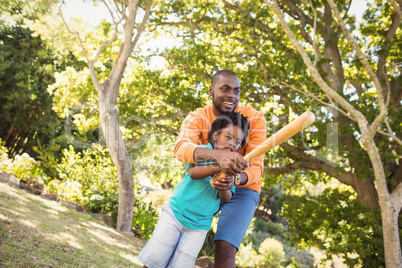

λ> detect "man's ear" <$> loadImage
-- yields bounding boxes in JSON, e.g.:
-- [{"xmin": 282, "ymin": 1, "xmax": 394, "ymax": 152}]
[{"xmin": 208, "ymin": 86, "xmax": 213, "ymax": 96}]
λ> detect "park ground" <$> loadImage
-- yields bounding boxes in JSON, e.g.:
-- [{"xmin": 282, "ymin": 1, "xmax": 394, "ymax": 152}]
[{"xmin": 0, "ymin": 181, "xmax": 147, "ymax": 267}]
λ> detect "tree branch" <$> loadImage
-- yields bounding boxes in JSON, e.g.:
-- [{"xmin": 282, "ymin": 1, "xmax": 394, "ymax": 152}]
[
  {"xmin": 264, "ymin": 0, "xmax": 365, "ymax": 126},
  {"xmin": 301, "ymin": 0, "xmax": 320, "ymax": 65},
  {"xmin": 376, "ymin": 119, "xmax": 402, "ymax": 147},
  {"xmin": 389, "ymin": 0, "xmax": 402, "ymax": 19},
  {"xmin": 391, "ymin": 181, "xmax": 402, "ymax": 213},
  {"xmin": 283, "ymin": 82, "xmax": 356, "ymax": 121},
  {"xmin": 265, "ymin": 142, "xmax": 356, "ymax": 187},
  {"xmin": 326, "ymin": 0, "xmax": 388, "ymax": 139},
  {"xmin": 221, "ymin": 0, "xmax": 238, "ymax": 10},
  {"xmin": 131, "ymin": 0, "xmax": 153, "ymax": 47}
]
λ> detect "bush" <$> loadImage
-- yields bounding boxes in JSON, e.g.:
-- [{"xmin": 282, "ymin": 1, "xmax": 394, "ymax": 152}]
[
  {"xmin": 236, "ymin": 243, "xmax": 264, "ymax": 267},
  {"xmin": 266, "ymin": 221, "xmax": 285, "ymax": 236},
  {"xmin": 132, "ymin": 199, "xmax": 158, "ymax": 239},
  {"xmin": 57, "ymin": 145, "xmax": 119, "ymax": 214},
  {"xmin": 259, "ymin": 238, "xmax": 285, "ymax": 267},
  {"xmin": 143, "ymin": 189, "xmax": 172, "ymax": 210},
  {"xmin": 0, "ymin": 139, "xmax": 49, "ymax": 188},
  {"xmin": 0, "ymin": 139, "xmax": 8, "ymax": 162}
]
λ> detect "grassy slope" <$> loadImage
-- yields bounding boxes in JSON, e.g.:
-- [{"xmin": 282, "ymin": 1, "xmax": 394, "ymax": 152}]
[{"xmin": 0, "ymin": 181, "xmax": 147, "ymax": 267}]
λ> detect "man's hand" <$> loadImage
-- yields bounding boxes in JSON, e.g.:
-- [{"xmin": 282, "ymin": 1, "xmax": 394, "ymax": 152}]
[
  {"xmin": 194, "ymin": 147, "xmax": 249, "ymax": 176},
  {"xmin": 210, "ymin": 172, "xmax": 235, "ymax": 191},
  {"xmin": 215, "ymin": 150, "xmax": 249, "ymax": 176}
]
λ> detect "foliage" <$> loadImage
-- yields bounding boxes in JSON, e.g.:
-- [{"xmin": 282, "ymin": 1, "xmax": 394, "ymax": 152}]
[
  {"xmin": 258, "ymin": 186, "xmax": 285, "ymax": 219},
  {"xmin": 132, "ymin": 199, "xmax": 159, "ymax": 239},
  {"xmin": 281, "ymin": 188, "xmax": 384, "ymax": 267},
  {"xmin": 0, "ymin": 1, "xmax": 73, "ymax": 158},
  {"xmin": 259, "ymin": 238, "xmax": 286, "ymax": 267},
  {"xmin": 0, "ymin": 144, "xmax": 48, "ymax": 187},
  {"xmin": 56, "ymin": 145, "xmax": 119, "ymax": 215},
  {"xmin": 143, "ymin": 189, "xmax": 172, "ymax": 209},
  {"xmin": 32, "ymin": 137, "xmax": 69, "ymax": 180},
  {"xmin": 0, "ymin": 139, "xmax": 8, "ymax": 163},
  {"xmin": 241, "ymin": 214, "xmax": 314, "ymax": 267},
  {"xmin": 132, "ymin": 134, "xmax": 186, "ymax": 189},
  {"xmin": 0, "ymin": 22, "xmax": 62, "ymax": 157},
  {"xmin": 46, "ymin": 179, "xmax": 82, "ymax": 202},
  {"xmin": 236, "ymin": 242, "xmax": 264, "ymax": 267}
]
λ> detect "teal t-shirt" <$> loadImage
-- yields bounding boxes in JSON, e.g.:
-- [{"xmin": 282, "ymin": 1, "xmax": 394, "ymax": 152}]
[{"xmin": 169, "ymin": 143, "xmax": 235, "ymax": 230}]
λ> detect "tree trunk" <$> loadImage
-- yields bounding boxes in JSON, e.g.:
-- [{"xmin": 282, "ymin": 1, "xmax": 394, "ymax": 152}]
[
  {"xmin": 364, "ymin": 138, "xmax": 402, "ymax": 267},
  {"xmin": 99, "ymin": 89, "xmax": 134, "ymax": 233},
  {"xmin": 352, "ymin": 174, "xmax": 379, "ymax": 209}
]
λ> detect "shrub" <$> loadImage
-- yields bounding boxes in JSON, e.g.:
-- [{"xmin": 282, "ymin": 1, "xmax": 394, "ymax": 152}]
[
  {"xmin": 0, "ymin": 139, "xmax": 8, "ymax": 162},
  {"xmin": 132, "ymin": 199, "xmax": 158, "ymax": 239},
  {"xmin": 259, "ymin": 237, "xmax": 285, "ymax": 267},
  {"xmin": 235, "ymin": 243, "xmax": 263, "ymax": 267},
  {"xmin": 266, "ymin": 221, "xmax": 285, "ymax": 236},
  {"xmin": 0, "ymin": 139, "xmax": 48, "ymax": 188},
  {"xmin": 143, "ymin": 189, "xmax": 172, "ymax": 210},
  {"xmin": 57, "ymin": 145, "xmax": 119, "ymax": 214}
]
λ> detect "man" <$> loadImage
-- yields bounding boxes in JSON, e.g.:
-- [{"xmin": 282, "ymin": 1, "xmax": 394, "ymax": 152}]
[{"xmin": 174, "ymin": 69, "xmax": 267, "ymax": 267}]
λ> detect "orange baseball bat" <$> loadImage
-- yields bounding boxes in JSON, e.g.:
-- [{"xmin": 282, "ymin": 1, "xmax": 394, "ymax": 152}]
[
  {"xmin": 217, "ymin": 110, "xmax": 315, "ymax": 181},
  {"xmin": 244, "ymin": 110, "xmax": 316, "ymax": 163}
]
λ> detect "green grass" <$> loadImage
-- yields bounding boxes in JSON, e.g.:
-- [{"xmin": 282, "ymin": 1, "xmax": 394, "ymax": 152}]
[{"xmin": 0, "ymin": 181, "xmax": 147, "ymax": 267}]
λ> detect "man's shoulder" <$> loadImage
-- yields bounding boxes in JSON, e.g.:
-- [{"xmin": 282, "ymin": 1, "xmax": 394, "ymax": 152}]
[
  {"xmin": 186, "ymin": 104, "xmax": 213, "ymax": 121},
  {"xmin": 237, "ymin": 105, "xmax": 264, "ymax": 118},
  {"xmin": 193, "ymin": 104, "xmax": 212, "ymax": 115}
]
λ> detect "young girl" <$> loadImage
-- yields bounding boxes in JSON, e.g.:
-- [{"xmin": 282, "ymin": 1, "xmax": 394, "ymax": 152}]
[{"xmin": 138, "ymin": 111, "xmax": 250, "ymax": 268}]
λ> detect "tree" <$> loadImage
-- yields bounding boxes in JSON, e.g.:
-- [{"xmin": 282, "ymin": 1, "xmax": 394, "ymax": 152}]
[
  {"xmin": 147, "ymin": 0, "xmax": 401, "ymax": 265},
  {"xmin": 57, "ymin": 0, "xmax": 153, "ymax": 232},
  {"xmin": 264, "ymin": 1, "xmax": 401, "ymax": 266},
  {"xmin": 0, "ymin": 2, "xmax": 62, "ymax": 158}
]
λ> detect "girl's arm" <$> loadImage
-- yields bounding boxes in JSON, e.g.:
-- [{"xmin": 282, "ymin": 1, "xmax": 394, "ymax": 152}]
[
  {"xmin": 219, "ymin": 189, "xmax": 233, "ymax": 203},
  {"xmin": 188, "ymin": 163, "xmax": 222, "ymax": 180}
]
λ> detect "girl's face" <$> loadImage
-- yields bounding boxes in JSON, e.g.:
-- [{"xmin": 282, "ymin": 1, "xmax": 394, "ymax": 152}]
[{"xmin": 213, "ymin": 124, "xmax": 244, "ymax": 152}]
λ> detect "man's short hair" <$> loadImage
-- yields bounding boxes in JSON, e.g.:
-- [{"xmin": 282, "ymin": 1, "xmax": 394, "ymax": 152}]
[{"xmin": 211, "ymin": 70, "xmax": 239, "ymax": 86}]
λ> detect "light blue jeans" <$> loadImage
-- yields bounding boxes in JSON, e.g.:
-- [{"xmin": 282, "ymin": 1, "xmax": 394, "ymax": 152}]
[{"xmin": 138, "ymin": 202, "xmax": 208, "ymax": 268}]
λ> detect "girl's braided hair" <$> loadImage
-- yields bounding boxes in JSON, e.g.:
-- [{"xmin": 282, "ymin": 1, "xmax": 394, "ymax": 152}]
[{"xmin": 208, "ymin": 112, "xmax": 250, "ymax": 149}]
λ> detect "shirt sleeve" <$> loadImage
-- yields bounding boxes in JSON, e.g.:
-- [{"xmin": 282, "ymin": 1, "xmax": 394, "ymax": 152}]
[
  {"xmin": 242, "ymin": 111, "xmax": 267, "ymax": 186},
  {"xmin": 174, "ymin": 112, "xmax": 205, "ymax": 164}
]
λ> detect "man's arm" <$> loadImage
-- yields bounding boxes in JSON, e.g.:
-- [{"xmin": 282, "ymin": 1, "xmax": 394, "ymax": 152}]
[
  {"xmin": 193, "ymin": 147, "xmax": 248, "ymax": 175},
  {"xmin": 241, "ymin": 111, "xmax": 267, "ymax": 186}
]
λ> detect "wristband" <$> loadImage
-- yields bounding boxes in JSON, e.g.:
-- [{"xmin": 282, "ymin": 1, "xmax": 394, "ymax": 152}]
[{"xmin": 235, "ymin": 174, "xmax": 241, "ymax": 186}]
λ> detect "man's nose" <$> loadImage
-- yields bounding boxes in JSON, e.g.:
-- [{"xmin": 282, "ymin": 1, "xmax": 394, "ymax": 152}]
[{"xmin": 226, "ymin": 89, "xmax": 234, "ymax": 98}]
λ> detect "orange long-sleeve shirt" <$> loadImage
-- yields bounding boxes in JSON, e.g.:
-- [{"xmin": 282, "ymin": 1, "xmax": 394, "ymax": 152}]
[{"xmin": 174, "ymin": 104, "xmax": 267, "ymax": 193}]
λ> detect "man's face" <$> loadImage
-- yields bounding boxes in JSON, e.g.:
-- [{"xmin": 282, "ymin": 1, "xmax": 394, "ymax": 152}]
[{"xmin": 209, "ymin": 73, "xmax": 240, "ymax": 115}]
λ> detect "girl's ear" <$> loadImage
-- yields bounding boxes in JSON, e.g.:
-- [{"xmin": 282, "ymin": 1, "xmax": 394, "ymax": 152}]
[{"xmin": 213, "ymin": 132, "xmax": 219, "ymax": 141}]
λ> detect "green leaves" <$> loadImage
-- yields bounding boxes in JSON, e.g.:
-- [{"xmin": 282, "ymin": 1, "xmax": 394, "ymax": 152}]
[{"xmin": 282, "ymin": 188, "xmax": 385, "ymax": 266}]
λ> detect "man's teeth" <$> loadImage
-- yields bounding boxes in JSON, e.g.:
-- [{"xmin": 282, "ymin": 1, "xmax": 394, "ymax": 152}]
[{"xmin": 224, "ymin": 102, "xmax": 233, "ymax": 105}]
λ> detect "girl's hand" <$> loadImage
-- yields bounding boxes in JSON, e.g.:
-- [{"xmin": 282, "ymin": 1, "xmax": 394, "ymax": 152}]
[{"xmin": 210, "ymin": 172, "xmax": 235, "ymax": 190}]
